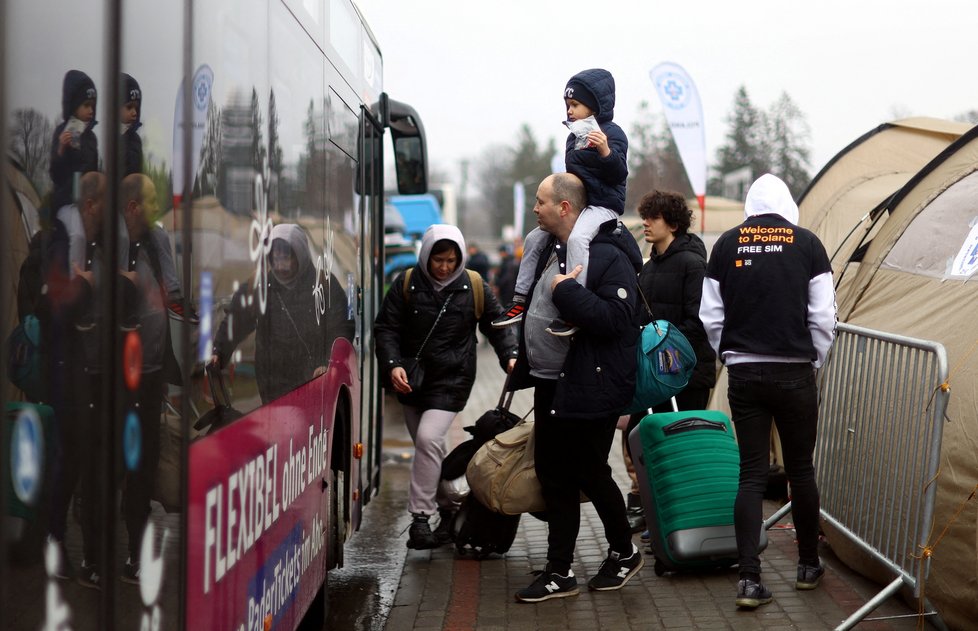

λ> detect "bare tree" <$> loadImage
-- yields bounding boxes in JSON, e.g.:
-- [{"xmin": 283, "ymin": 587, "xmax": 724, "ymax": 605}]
[
  {"xmin": 9, "ymin": 108, "xmax": 52, "ymax": 195},
  {"xmin": 767, "ymin": 92, "xmax": 812, "ymax": 199},
  {"xmin": 627, "ymin": 100, "xmax": 692, "ymax": 209}
]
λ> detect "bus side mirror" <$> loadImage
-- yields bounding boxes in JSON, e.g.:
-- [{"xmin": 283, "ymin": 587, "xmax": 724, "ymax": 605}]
[{"xmin": 387, "ymin": 97, "xmax": 428, "ymax": 195}]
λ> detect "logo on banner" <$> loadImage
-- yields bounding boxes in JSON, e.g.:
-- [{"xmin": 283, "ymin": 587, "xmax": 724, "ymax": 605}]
[{"xmin": 656, "ymin": 71, "xmax": 692, "ymax": 110}]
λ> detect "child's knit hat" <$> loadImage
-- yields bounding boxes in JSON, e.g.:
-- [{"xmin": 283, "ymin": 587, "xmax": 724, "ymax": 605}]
[
  {"xmin": 62, "ymin": 69, "xmax": 97, "ymax": 120},
  {"xmin": 122, "ymin": 73, "xmax": 142, "ymax": 119},
  {"xmin": 563, "ymin": 79, "xmax": 599, "ymax": 114}
]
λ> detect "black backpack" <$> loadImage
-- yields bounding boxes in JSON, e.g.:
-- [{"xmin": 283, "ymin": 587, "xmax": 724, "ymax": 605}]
[{"xmin": 451, "ymin": 495, "xmax": 520, "ymax": 558}]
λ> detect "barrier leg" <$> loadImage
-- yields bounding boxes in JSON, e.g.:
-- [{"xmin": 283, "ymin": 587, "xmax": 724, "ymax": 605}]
[
  {"xmin": 834, "ymin": 576, "xmax": 904, "ymax": 631},
  {"xmin": 763, "ymin": 501, "xmax": 793, "ymax": 530}
]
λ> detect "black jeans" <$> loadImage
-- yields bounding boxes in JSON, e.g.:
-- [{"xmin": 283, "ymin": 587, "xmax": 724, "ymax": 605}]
[
  {"xmin": 533, "ymin": 378, "xmax": 632, "ymax": 574},
  {"xmin": 727, "ymin": 362, "xmax": 820, "ymax": 576}
]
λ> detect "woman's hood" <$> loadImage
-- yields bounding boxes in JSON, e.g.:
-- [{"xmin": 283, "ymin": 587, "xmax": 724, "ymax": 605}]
[
  {"xmin": 270, "ymin": 223, "xmax": 313, "ymax": 286},
  {"xmin": 744, "ymin": 173, "xmax": 799, "ymax": 225},
  {"xmin": 418, "ymin": 223, "xmax": 467, "ymax": 291}
]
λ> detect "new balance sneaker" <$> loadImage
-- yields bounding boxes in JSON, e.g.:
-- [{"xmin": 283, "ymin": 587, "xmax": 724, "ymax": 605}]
[
  {"xmin": 77, "ymin": 560, "xmax": 101, "ymax": 590},
  {"xmin": 545, "ymin": 318, "xmax": 579, "ymax": 337},
  {"xmin": 796, "ymin": 562, "xmax": 825, "ymax": 590},
  {"xmin": 121, "ymin": 557, "xmax": 141, "ymax": 585},
  {"xmin": 167, "ymin": 300, "xmax": 200, "ymax": 325},
  {"xmin": 735, "ymin": 578, "xmax": 773, "ymax": 609},
  {"xmin": 515, "ymin": 567, "xmax": 579, "ymax": 603},
  {"xmin": 491, "ymin": 297, "xmax": 527, "ymax": 328},
  {"xmin": 587, "ymin": 543, "xmax": 644, "ymax": 591}
]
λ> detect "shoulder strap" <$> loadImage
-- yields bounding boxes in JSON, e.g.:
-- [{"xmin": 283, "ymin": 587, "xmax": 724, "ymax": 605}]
[
  {"xmin": 403, "ymin": 268, "xmax": 413, "ymax": 302},
  {"xmin": 466, "ymin": 269, "xmax": 484, "ymax": 320},
  {"xmin": 403, "ymin": 267, "xmax": 484, "ymax": 320}
]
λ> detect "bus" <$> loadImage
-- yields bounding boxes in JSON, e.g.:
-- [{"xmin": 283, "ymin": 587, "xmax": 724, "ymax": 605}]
[{"xmin": 0, "ymin": 1, "xmax": 426, "ymax": 629}]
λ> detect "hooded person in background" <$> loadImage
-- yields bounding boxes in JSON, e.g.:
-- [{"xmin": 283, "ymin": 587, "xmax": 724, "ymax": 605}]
[
  {"xmin": 50, "ymin": 69, "xmax": 100, "ymax": 211},
  {"xmin": 211, "ymin": 223, "xmax": 351, "ymax": 403},
  {"xmin": 700, "ymin": 173, "xmax": 836, "ymax": 610},
  {"xmin": 374, "ymin": 224, "xmax": 518, "ymax": 549}
]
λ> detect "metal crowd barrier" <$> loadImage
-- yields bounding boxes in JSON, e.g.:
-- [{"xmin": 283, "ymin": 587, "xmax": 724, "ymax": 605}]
[{"xmin": 763, "ymin": 322, "xmax": 949, "ymax": 630}]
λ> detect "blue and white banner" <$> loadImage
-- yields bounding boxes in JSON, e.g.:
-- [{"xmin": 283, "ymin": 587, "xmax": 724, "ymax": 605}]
[{"xmin": 649, "ymin": 62, "xmax": 706, "ymax": 213}]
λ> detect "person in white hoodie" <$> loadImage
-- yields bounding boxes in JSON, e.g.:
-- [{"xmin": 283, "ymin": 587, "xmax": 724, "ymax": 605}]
[{"xmin": 699, "ymin": 173, "xmax": 836, "ymax": 610}]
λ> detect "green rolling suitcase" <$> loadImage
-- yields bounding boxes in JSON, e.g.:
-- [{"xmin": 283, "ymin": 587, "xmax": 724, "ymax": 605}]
[{"xmin": 628, "ymin": 409, "xmax": 767, "ymax": 575}]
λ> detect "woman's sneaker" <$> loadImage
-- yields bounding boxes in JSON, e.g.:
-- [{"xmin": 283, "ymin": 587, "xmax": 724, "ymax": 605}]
[
  {"xmin": 587, "ymin": 543, "xmax": 644, "ymax": 591},
  {"xmin": 515, "ymin": 567, "xmax": 579, "ymax": 603},
  {"xmin": 735, "ymin": 578, "xmax": 773, "ymax": 608},
  {"xmin": 796, "ymin": 563, "xmax": 825, "ymax": 590}
]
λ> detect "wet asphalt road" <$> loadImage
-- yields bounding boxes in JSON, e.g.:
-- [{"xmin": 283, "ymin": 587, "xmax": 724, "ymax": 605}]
[{"xmin": 324, "ymin": 399, "xmax": 414, "ymax": 630}]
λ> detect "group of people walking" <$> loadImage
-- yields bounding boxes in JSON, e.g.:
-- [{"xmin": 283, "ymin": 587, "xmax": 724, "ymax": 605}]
[{"xmin": 375, "ymin": 67, "xmax": 836, "ymax": 609}]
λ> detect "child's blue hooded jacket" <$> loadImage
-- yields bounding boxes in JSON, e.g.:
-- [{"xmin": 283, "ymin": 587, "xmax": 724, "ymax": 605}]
[{"xmin": 564, "ymin": 68, "xmax": 628, "ymax": 214}]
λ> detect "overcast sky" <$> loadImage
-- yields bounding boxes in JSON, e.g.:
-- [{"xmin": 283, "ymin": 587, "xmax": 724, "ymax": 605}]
[{"xmin": 355, "ymin": 0, "xmax": 976, "ymax": 192}]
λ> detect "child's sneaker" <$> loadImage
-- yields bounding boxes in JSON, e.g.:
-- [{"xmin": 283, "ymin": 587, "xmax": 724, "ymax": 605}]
[
  {"xmin": 121, "ymin": 557, "xmax": 141, "ymax": 585},
  {"xmin": 736, "ymin": 578, "xmax": 773, "ymax": 608},
  {"xmin": 545, "ymin": 318, "xmax": 579, "ymax": 337},
  {"xmin": 77, "ymin": 560, "xmax": 101, "ymax": 590},
  {"xmin": 795, "ymin": 562, "xmax": 824, "ymax": 590},
  {"xmin": 167, "ymin": 300, "xmax": 200, "ymax": 325},
  {"xmin": 587, "ymin": 543, "xmax": 644, "ymax": 591},
  {"xmin": 515, "ymin": 567, "xmax": 579, "ymax": 603},
  {"xmin": 491, "ymin": 297, "xmax": 526, "ymax": 328}
]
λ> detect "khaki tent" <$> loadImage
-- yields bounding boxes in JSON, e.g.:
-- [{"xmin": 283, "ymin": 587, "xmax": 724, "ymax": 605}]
[
  {"xmin": 705, "ymin": 119, "xmax": 977, "ymax": 629},
  {"xmin": 798, "ymin": 117, "xmax": 970, "ymax": 298},
  {"xmin": 828, "ymin": 124, "xmax": 978, "ymax": 630}
]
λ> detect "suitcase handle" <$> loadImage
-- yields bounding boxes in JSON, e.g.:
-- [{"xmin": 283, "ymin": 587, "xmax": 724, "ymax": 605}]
[{"xmin": 662, "ymin": 418, "xmax": 727, "ymax": 435}]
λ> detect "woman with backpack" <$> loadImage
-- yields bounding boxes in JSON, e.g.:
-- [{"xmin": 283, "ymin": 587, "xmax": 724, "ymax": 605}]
[{"xmin": 374, "ymin": 224, "xmax": 518, "ymax": 549}]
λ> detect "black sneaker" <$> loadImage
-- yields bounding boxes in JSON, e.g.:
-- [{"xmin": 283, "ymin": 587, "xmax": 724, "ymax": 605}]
[
  {"xmin": 515, "ymin": 567, "xmax": 579, "ymax": 603},
  {"xmin": 433, "ymin": 509, "xmax": 455, "ymax": 545},
  {"xmin": 491, "ymin": 299, "xmax": 526, "ymax": 328},
  {"xmin": 587, "ymin": 544, "xmax": 644, "ymax": 591},
  {"xmin": 545, "ymin": 318, "xmax": 579, "ymax": 337},
  {"xmin": 736, "ymin": 578, "xmax": 773, "ymax": 609},
  {"xmin": 796, "ymin": 562, "xmax": 824, "ymax": 590},
  {"xmin": 406, "ymin": 514, "xmax": 441, "ymax": 550},
  {"xmin": 121, "ymin": 557, "xmax": 141, "ymax": 585},
  {"xmin": 46, "ymin": 536, "xmax": 73, "ymax": 580},
  {"xmin": 77, "ymin": 560, "xmax": 101, "ymax": 590}
]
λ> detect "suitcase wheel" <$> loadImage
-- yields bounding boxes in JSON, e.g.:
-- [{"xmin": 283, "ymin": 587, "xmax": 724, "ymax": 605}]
[{"xmin": 653, "ymin": 558, "xmax": 666, "ymax": 577}]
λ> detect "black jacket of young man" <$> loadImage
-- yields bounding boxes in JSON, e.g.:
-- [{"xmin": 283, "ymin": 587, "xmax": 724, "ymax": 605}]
[{"xmin": 510, "ymin": 219, "xmax": 643, "ymax": 417}]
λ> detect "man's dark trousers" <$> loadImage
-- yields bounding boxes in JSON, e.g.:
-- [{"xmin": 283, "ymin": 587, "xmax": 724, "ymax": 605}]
[
  {"xmin": 727, "ymin": 362, "xmax": 820, "ymax": 576},
  {"xmin": 532, "ymin": 378, "xmax": 632, "ymax": 574}
]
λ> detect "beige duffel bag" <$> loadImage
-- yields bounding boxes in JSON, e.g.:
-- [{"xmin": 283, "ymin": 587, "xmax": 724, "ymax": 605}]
[{"xmin": 466, "ymin": 420, "xmax": 544, "ymax": 515}]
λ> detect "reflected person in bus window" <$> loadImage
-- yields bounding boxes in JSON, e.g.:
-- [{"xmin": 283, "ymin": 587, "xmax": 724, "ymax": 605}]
[
  {"xmin": 209, "ymin": 224, "xmax": 349, "ymax": 404},
  {"xmin": 50, "ymin": 69, "xmax": 100, "ymax": 211},
  {"xmin": 374, "ymin": 224, "xmax": 518, "ymax": 550},
  {"xmin": 117, "ymin": 173, "xmax": 176, "ymax": 584}
]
